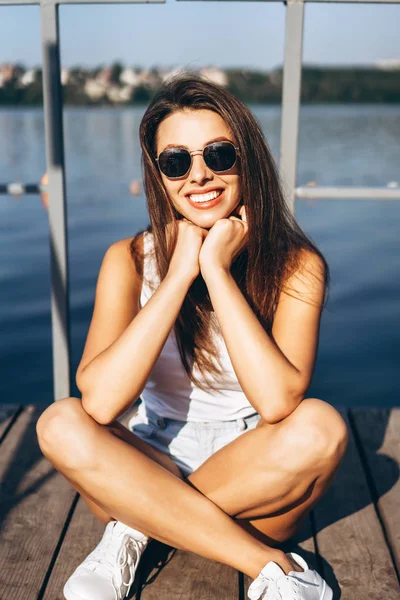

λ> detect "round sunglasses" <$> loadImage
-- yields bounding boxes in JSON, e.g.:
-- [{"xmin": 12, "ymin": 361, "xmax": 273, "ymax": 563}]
[{"xmin": 155, "ymin": 141, "xmax": 240, "ymax": 179}]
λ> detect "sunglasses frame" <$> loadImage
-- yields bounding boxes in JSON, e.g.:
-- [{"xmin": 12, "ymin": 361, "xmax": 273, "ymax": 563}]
[{"xmin": 155, "ymin": 140, "xmax": 240, "ymax": 179}]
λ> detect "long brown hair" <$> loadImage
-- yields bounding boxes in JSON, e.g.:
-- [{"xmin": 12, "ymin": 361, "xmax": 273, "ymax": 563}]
[{"xmin": 130, "ymin": 74, "xmax": 330, "ymax": 393}]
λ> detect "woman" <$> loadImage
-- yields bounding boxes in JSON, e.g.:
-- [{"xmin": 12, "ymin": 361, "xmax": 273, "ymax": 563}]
[{"xmin": 36, "ymin": 74, "xmax": 349, "ymax": 600}]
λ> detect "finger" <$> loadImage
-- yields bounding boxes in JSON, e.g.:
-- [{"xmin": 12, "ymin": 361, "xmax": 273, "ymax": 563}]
[
  {"xmin": 229, "ymin": 213, "xmax": 247, "ymax": 227},
  {"xmin": 239, "ymin": 205, "xmax": 247, "ymax": 222}
]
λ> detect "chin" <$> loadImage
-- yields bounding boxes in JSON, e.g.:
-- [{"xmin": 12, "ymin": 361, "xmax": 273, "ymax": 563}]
[{"xmin": 184, "ymin": 214, "xmax": 216, "ymax": 227}]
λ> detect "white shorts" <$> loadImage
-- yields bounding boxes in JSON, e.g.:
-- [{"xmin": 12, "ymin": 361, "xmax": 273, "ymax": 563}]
[{"xmin": 128, "ymin": 405, "xmax": 261, "ymax": 478}]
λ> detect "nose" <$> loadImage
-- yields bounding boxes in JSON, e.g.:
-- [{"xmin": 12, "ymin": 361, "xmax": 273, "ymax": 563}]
[{"xmin": 189, "ymin": 151, "xmax": 212, "ymax": 184}]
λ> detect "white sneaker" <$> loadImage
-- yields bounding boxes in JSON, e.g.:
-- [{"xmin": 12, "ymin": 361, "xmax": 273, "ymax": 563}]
[
  {"xmin": 248, "ymin": 552, "xmax": 333, "ymax": 600},
  {"xmin": 63, "ymin": 520, "xmax": 149, "ymax": 600}
]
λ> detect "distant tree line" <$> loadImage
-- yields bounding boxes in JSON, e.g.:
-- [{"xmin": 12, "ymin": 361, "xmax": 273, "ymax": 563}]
[
  {"xmin": 0, "ymin": 65, "xmax": 399, "ymax": 106},
  {"xmin": 226, "ymin": 67, "xmax": 400, "ymax": 104}
]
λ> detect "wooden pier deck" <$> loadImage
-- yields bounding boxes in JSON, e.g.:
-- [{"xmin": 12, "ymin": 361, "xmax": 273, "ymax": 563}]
[{"xmin": 0, "ymin": 403, "xmax": 399, "ymax": 600}]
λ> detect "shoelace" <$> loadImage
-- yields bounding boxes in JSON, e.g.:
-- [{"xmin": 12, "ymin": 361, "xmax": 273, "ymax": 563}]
[
  {"xmin": 249, "ymin": 573, "xmax": 310, "ymax": 600},
  {"xmin": 83, "ymin": 526, "xmax": 142, "ymax": 599},
  {"xmin": 113, "ymin": 535, "xmax": 141, "ymax": 598}
]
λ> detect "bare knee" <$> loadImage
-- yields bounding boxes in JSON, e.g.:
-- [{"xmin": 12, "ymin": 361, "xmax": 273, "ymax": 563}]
[
  {"xmin": 36, "ymin": 396, "xmax": 82, "ymax": 442},
  {"xmin": 280, "ymin": 398, "xmax": 349, "ymax": 467},
  {"xmin": 36, "ymin": 396, "xmax": 96, "ymax": 469}
]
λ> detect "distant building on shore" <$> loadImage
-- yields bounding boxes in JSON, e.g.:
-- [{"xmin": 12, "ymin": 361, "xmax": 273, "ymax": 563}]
[
  {"xmin": 374, "ymin": 58, "xmax": 400, "ymax": 71},
  {"xmin": 0, "ymin": 63, "xmax": 17, "ymax": 87},
  {"xmin": 199, "ymin": 67, "xmax": 228, "ymax": 87}
]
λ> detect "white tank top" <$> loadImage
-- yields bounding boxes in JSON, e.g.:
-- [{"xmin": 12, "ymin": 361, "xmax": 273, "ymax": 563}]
[{"xmin": 137, "ymin": 230, "xmax": 257, "ymax": 422}]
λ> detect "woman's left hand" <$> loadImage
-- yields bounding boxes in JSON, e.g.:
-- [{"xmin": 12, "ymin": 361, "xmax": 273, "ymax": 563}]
[{"xmin": 199, "ymin": 204, "xmax": 248, "ymax": 275}]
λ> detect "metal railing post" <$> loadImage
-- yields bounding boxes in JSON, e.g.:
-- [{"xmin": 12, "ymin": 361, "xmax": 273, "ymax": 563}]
[
  {"xmin": 279, "ymin": 0, "xmax": 305, "ymax": 216},
  {"xmin": 40, "ymin": 0, "xmax": 71, "ymax": 401}
]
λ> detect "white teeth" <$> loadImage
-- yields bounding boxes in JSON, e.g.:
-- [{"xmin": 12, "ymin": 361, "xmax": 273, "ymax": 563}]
[{"xmin": 188, "ymin": 190, "xmax": 222, "ymax": 203}]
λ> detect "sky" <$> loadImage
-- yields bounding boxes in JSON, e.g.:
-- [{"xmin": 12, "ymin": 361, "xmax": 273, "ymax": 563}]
[{"xmin": 1, "ymin": 1, "xmax": 399, "ymax": 71}]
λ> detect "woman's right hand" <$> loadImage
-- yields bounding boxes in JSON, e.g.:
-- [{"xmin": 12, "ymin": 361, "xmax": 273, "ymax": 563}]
[{"xmin": 166, "ymin": 218, "xmax": 209, "ymax": 283}]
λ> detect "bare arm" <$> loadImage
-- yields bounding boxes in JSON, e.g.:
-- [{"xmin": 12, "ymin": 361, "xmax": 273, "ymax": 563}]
[
  {"xmin": 202, "ymin": 250, "xmax": 325, "ymax": 424},
  {"xmin": 77, "ymin": 237, "xmax": 194, "ymax": 425}
]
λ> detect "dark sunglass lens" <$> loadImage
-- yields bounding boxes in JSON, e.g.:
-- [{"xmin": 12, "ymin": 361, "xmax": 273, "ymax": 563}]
[
  {"xmin": 158, "ymin": 149, "xmax": 191, "ymax": 178},
  {"xmin": 204, "ymin": 142, "xmax": 237, "ymax": 172}
]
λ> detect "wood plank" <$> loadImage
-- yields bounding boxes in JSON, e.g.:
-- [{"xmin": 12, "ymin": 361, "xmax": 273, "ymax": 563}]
[
  {"xmin": 242, "ymin": 513, "xmax": 316, "ymax": 598},
  {"xmin": 313, "ymin": 408, "xmax": 399, "ymax": 600},
  {"xmin": 138, "ymin": 545, "xmax": 239, "ymax": 600},
  {"xmin": 350, "ymin": 407, "xmax": 400, "ymax": 574},
  {"xmin": 0, "ymin": 404, "xmax": 21, "ymax": 441},
  {"xmin": 0, "ymin": 405, "xmax": 77, "ymax": 600},
  {"xmin": 19, "ymin": 403, "xmax": 140, "ymax": 598},
  {"xmin": 2, "ymin": 403, "xmax": 397, "ymax": 599},
  {"xmin": 42, "ymin": 496, "xmax": 108, "ymax": 599}
]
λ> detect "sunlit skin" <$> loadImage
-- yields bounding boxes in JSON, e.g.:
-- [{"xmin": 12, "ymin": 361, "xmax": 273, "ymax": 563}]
[
  {"xmin": 156, "ymin": 108, "xmax": 248, "ymax": 274},
  {"xmin": 35, "ymin": 107, "xmax": 349, "ymax": 587}
]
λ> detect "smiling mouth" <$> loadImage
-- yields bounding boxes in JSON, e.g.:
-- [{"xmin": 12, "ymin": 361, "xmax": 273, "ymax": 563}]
[{"xmin": 186, "ymin": 189, "xmax": 224, "ymax": 204}]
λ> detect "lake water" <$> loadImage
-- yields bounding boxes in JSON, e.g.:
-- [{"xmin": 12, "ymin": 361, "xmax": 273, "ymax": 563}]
[{"xmin": 0, "ymin": 104, "xmax": 399, "ymax": 409}]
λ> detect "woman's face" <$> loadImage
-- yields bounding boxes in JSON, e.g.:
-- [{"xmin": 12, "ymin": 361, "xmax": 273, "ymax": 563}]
[{"xmin": 155, "ymin": 109, "xmax": 242, "ymax": 229}]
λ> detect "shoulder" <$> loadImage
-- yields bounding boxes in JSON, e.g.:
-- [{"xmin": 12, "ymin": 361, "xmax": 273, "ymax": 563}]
[
  {"xmin": 105, "ymin": 234, "xmax": 145, "ymax": 274},
  {"xmin": 96, "ymin": 235, "xmax": 146, "ymax": 297},
  {"xmin": 294, "ymin": 248, "xmax": 326, "ymax": 281},
  {"xmin": 106, "ymin": 235, "xmax": 143, "ymax": 260},
  {"xmin": 281, "ymin": 248, "xmax": 326, "ymax": 307}
]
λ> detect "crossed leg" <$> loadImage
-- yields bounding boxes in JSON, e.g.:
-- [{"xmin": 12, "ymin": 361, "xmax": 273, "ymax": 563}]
[
  {"xmin": 36, "ymin": 397, "xmax": 348, "ymax": 579},
  {"xmin": 187, "ymin": 399, "xmax": 348, "ymax": 546}
]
